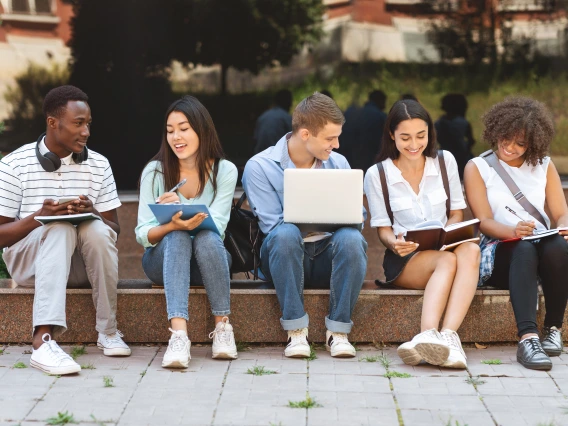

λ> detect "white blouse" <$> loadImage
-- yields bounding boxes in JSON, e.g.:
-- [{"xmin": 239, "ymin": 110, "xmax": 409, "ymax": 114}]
[
  {"xmin": 470, "ymin": 156, "xmax": 550, "ymax": 232},
  {"xmin": 364, "ymin": 151, "xmax": 467, "ymax": 236}
]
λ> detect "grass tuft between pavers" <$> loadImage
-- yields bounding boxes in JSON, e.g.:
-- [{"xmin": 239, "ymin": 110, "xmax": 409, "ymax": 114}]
[
  {"xmin": 480, "ymin": 358, "xmax": 502, "ymax": 365},
  {"xmin": 46, "ymin": 411, "xmax": 77, "ymax": 425},
  {"xmin": 13, "ymin": 361, "xmax": 27, "ymax": 369},
  {"xmin": 246, "ymin": 365, "xmax": 278, "ymax": 376},
  {"xmin": 288, "ymin": 392, "xmax": 321, "ymax": 409}
]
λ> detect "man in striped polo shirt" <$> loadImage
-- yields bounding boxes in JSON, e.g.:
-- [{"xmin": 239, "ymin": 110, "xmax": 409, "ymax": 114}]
[{"xmin": 0, "ymin": 85, "xmax": 131, "ymax": 375}]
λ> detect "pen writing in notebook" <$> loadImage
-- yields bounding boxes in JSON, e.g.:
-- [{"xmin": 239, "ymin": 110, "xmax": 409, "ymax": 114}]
[
  {"xmin": 156, "ymin": 179, "xmax": 187, "ymax": 203},
  {"xmin": 505, "ymin": 206, "xmax": 535, "ymax": 234}
]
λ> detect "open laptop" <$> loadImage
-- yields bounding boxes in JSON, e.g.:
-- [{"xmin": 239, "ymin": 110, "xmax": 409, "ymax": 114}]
[{"xmin": 283, "ymin": 169, "xmax": 363, "ymax": 232}]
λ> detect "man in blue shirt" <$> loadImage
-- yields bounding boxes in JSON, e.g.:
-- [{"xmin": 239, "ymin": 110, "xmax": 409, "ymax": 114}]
[{"xmin": 242, "ymin": 92, "xmax": 367, "ymax": 358}]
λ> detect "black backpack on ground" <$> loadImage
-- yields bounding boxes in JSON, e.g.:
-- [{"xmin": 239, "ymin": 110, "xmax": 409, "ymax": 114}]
[{"xmin": 224, "ymin": 192, "xmax": 262, "ymax": 280}]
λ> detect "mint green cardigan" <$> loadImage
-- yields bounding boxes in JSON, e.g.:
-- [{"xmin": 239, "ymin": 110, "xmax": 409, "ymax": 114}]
[{"xmin": 135, "ymin": 159, "xmax": 238, "ymax": 248}]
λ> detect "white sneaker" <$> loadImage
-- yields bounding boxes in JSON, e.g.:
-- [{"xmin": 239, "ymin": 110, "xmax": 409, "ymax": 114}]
[
  {"xmin": 209, "ymin": 317, "xmax": 238, "ymax": 360},
  {"xmin": 30, "ymin": 334, "xmax": 81, "ymax": 375},
  {"xmin": 284, "ymin": 328, "xmax": 310, "ymax": 358},
  {"xmin": 162, "ymin": 328, "xmax": 191, "ymax": 368},
  {"xmin": 397, "ymin": 329, "xmax": 449, "ymax": 366},
  {"xmin": 326, "ymin": 330, "xmax": 356, "ymax": 358},
  {"xmin": 97, "ymin": 330, "xmax": 131, "ymax": 356},
  {"xmin": 440, "ymin": 329, "xmax": 467, "ymax": 369}
]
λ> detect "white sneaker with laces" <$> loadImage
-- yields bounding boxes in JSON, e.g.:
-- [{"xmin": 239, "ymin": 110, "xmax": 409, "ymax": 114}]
[
  {"xmin": 397, "ymin": 328, "xmax": 449, "ymax": 366},
  {"xmin": 440, "ymin": 329, "xmax": 467, "ymax": 369},
  {"xmin": 162, "ymin": 328, "xmax": 191, "ymax": 368},
  {"xmin": 326, "ymin": 330, "xmax": 356, "ymax": 358},
  {"xmin": 97, "ymin": 330, "xmax": 131, "ymax": 356},
  {"xmin": 284, "ymin": 328, "xmax": 310, "ymax": 358},
  {"xmin": 30, "ymin": 334, "xmax": 81, "ymax": 375},
  {"xmin": 209, "ymin": 317, "xmax": 238, "ymax": 359}
]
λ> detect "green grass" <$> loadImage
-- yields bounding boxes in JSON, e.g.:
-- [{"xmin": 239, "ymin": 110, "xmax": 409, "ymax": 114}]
[
  {"xmin": 80, "ymin": 363, "xmax": 96, "ymax": 370},
  {"xmin": 480, "ymin": 359, "xmax": 502, "ymax": 365},
  {"xmin": 0, "ymin": 348, "xmax": 4, "ymax": 355},
  {"xmin": 246, "ymin": 365, "xmax": 277, "ymax": 376},
  {"xmin": 102, "ymin": 376, "xmax": 114, "ymax": 387},
  {"xmin": 288, "ymin": 392, "xmax": 321, "ymax": 409},
  {"xmin": 377, "ymin": 352, "xmax": 392, "ymax": 369},
  {"xmin": 0, "ymin": 253, "xmax": 10, "ymax": 279},
  {"xmin": 304, "ymin": 343, "xmax": 319, "ymax": 361},
  {"xmin": 384, "ymin": 370, "xmax": 412, "ymax": 379},
  {"xmin": 359, "ymin": 355, "xmax": 383, "ymax": 363},
  {"xmin": 140, "ymin": 370, "xmax": 146, "ymax": 377},
  {"xmin": 13, "ymin": 361, "xmax": 27, "ymax": 369},
  {"xmin": 465, "ymin": 376, "xmax": 486, "ymax": 386},
  {"xmin": 445, "ymin": 418, "xmax": 469, "ymax": 426},
  {"xmin": 70, "ymin": 346, "xmax": 86, "ymax": 360},
  {"xmin": 46, "ymin": 411, "xmax": 77, "ymax": 425}
]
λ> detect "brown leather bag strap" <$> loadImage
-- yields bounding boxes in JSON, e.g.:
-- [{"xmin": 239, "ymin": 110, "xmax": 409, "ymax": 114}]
[
  {"xmin": 437, "ymin": 150, "xmax": 451, "ymax": 220},
  {"xmin": 480, "ymin": 150, "xmax": 548, "ymax": 229},
  {"xmin": 376, "ymin": 162, "xmax": 394, "ymax": 225}
]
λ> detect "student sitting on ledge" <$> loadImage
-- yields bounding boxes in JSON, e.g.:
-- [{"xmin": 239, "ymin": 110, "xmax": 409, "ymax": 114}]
[
  {"xmin": 0, "ymin": 85, "xmax": 130, "ymax": 376},
  {"xmin": 364, "ymin": 100, "xmax": 480, "ymax": 369},
  {"xmin": 136, "ymin": 96, "xmax": 238, "ymax": 368},
  {"xmin": 464, "ymin": 97, "xmax": 568, "ymax": 371},
  {"xmin": 242, "ymin": 92, "xmax": 368, "ymax": 359}
]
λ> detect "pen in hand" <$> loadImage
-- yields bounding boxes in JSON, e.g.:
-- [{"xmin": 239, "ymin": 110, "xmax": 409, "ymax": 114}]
[
  {"xmin": 156, "ymin": 179, "xmax": 187, "ymax": 204},
  {"xmin": 505, "ymin": 206, "xmax": 535, "ymax": 235}
]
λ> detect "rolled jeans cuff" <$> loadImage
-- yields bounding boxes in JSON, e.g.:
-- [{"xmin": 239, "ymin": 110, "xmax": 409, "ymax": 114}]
[
  {"xmin": 168, "ymin": 312, "xmax": 190, "ymax": 321},
  {"xmin": 325, "ymin": 315, "xmax": 353, "ymax": 334},
  {"xmin": 212, "ymin": 309, "xmax": 231, "ymax": 316},
  {"xmin": 280, "ymin": 313, "xmax": 309, "ymax": 331}
]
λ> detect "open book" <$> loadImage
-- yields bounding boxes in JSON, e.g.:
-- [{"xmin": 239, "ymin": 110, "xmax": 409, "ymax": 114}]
[
  {"xmin": 405, "ymin": 218, "xmax": 481, "ymax": 251},
  {"xmin": 499, "ymin": 227, "xmax": 564, "ymax": 243}
]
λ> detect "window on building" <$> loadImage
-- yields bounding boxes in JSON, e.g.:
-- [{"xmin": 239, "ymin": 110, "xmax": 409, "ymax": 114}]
[
  {"xmin": 9, "ymin": 0, "xmax": 53, "ymax": 14},
  {"xmin": 11, "ymin": 0, "xmax": 30, "ymax": 13}
]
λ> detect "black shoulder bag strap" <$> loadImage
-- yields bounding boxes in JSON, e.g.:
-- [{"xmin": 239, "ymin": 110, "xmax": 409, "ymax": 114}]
[
  {"xmin": 376, "ymin": 162, "xmax": 394, "ymax": 225},
  {"xmin": 480, "ymin": 149, "xmax": 548, "ymax": 229},
  {"xmin": 437, "ymin": 150, "xmax": 451, "ymax": 220}
]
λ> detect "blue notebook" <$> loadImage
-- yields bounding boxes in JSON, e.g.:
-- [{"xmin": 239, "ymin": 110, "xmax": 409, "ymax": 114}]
[{"xmin": 148, "ymin": 204, "xmax": 220, "ymax": 236}]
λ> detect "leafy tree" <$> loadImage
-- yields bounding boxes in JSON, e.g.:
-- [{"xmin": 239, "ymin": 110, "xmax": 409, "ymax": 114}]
[
  {"xmin": 62, "ymin": 0, "xmax": 324, "ymax": 187},
  {"xmin": 193, "ymin": 0, "xmax": 324, "ymax": 95}
]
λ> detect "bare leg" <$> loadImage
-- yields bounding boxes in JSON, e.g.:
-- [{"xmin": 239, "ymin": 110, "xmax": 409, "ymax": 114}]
[
  {"xmin": 170, "ymin": 318, "xmax": 187, "ymax": 333},
  {"xmin": 441, "ymin": 242, "xmax": 480, "ymax": 331},
  {"xmin": 394, "ymin": 250, "xmax": 457, "ymax": 331}
]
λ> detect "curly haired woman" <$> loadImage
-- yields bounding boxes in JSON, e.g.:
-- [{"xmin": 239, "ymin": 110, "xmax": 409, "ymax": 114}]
[{"xmin": 464, "ymin": 96, "xmax": 568, "ymax": 371}]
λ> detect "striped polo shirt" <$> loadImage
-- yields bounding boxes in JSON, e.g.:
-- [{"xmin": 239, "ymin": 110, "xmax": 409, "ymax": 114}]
[{"xmin": 0, "ymin": 138, "xmax": 121, "ymax": 219}]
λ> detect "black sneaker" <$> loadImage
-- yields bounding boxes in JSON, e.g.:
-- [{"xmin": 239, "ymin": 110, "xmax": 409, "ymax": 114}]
[
  {"xmin": 541, "ymin": 326, "xmax": 563, "ymax": 357},
  {"xmin": 517, "ymin": 337, "xmax": 552, "ymax": 371}
]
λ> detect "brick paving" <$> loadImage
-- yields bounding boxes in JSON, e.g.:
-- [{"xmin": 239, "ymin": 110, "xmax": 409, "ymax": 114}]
[{"xmin": 1, "ymin": 344, "xmax": 567, "ymax": 426}]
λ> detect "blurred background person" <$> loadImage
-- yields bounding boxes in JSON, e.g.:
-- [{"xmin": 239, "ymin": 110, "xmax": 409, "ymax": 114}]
[
  {"xmin": 435, "ymin": 93, "xmax": 475, "ymax": 179},
  {"xmin": 253, "ymin": 89, "xmax": 293, "ymax": 154}
]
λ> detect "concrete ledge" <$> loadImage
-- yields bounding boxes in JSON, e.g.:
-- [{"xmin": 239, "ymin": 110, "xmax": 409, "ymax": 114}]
[{"xmin": 1, "ymin": 279, "xmax": 565, "ymax": 344}]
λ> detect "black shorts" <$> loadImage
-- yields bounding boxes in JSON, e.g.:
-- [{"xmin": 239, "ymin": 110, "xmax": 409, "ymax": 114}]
[{"xmin": 379, "ymin": 249, "xmax": 417, "ymax": 286}]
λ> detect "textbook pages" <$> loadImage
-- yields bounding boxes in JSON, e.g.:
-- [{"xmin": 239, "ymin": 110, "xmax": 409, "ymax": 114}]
[
  {"xmin": 35, "ymin": 213, "xmax": 100, "ymax": 225},
  {"xmin": 405, "ymin": 218, "xmax": 481, "ymax": 251}
]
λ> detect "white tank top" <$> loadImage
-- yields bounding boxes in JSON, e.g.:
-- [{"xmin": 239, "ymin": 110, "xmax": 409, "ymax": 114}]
[{"xmin": 470, "ymin": 156, "xmax": 550, "ymax": 232}]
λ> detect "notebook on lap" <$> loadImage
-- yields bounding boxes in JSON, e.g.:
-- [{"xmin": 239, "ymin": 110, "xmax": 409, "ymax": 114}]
[{"xmin": 283, "ymin": 169, "xmax": 363, "ymax": 232}]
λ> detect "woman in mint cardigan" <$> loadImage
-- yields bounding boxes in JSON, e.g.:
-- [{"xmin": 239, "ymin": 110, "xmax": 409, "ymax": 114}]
[{"xmin": 136, "ymin": 96, "xmax": 238, "ymax": 368}]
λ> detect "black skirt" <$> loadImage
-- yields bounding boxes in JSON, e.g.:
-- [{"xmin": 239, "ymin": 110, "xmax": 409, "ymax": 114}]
[{"xmin": 376, "ymin": 249, "xmax": 417, "ymax": 287}]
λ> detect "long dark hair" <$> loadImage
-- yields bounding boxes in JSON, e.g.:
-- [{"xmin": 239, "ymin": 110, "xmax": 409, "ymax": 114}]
[
  {"xmin": 146, "ymin": 96, "xmax": 225, "ymax": 202},
  {"xmin": 376, "ymin": 100, "xmax": 437, "ymax": 162}
]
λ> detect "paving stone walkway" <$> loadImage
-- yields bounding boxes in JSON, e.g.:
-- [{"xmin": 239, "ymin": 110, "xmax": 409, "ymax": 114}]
[{"xmin": 1, "ymin": 343, "xmax": 567, "ymax": 426}]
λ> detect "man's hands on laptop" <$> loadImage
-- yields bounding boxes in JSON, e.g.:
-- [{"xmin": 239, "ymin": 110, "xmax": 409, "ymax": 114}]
[{"xmin": 391, "ymin": 232, "xmax": 419, "ymax": 257}]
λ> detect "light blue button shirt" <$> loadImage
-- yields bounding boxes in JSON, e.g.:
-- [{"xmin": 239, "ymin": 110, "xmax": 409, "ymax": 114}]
[{"xmin": 242, "ymin": 133, "xmax": 365, "ymax": 235}]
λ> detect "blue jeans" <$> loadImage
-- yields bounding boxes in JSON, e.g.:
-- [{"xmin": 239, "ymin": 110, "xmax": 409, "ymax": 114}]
[
  {"xmin": 260, "ymin": 223, "xmax": 367, "ymax": 333},
  {"xmin": 142, "ymin": 230, "xmax": 231, "ymax": 320}
]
